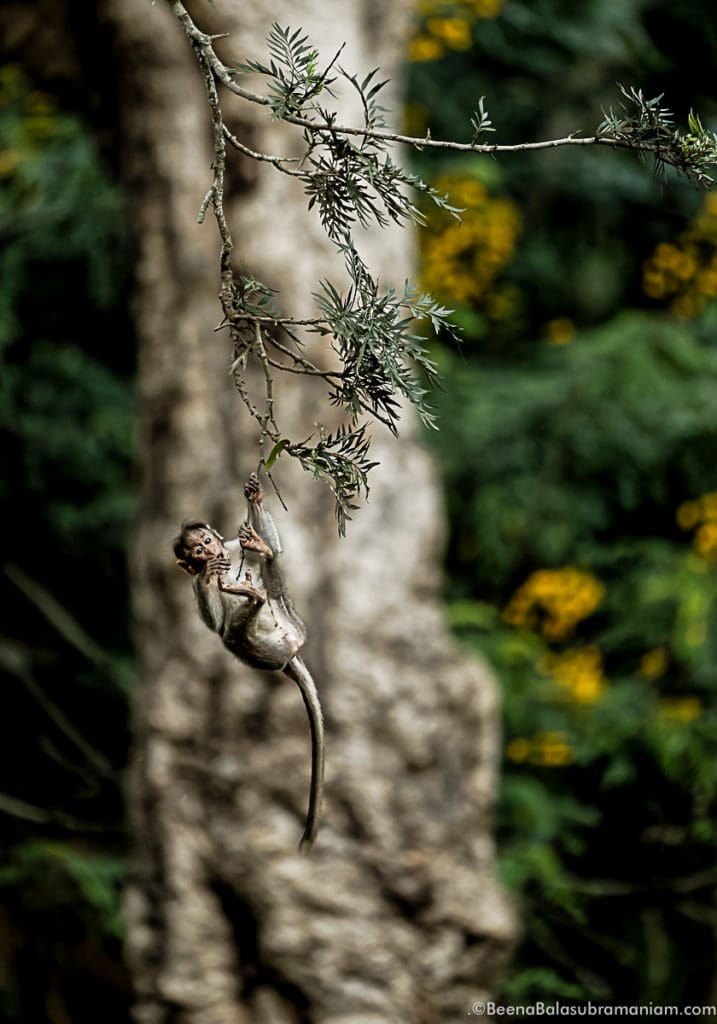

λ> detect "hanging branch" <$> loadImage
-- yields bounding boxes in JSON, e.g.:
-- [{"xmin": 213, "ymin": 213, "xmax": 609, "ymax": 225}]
[{"xmin": 168, "ymin": 0, "xmax": 717, "ymax": 532}]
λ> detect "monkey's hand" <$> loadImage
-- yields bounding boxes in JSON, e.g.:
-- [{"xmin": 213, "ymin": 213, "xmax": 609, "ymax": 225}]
[
  {"xmin": 238, "ymin": 522, "xmax": 273, "ymax": 560},
  {"xmin": 200, "ymin": 554, "xmax": 231, "ymax": 584},
  {"xmin": 244, "ymin": 472, "xmax": 263, "ymax": 505}
]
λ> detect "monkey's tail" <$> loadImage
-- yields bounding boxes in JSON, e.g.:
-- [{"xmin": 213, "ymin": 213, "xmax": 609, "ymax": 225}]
[{"xmin": 284, "ymin": 656, "xmax": 325, "ymax": 853}]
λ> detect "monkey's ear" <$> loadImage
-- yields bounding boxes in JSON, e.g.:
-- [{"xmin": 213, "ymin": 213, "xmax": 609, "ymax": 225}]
[{"xmin": 176, "ymin": 559, "xmax": 197, "ymax": 576}]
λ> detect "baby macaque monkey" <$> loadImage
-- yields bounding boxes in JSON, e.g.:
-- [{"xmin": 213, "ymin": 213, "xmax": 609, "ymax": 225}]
[{"xmin": 174, "ymin": 473, "xmax": 324, "ymax": 852}]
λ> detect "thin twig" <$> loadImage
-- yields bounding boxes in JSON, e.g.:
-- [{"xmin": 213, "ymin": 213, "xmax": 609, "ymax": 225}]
[
  {"xmin": 223, "ymin": 124, "xmax": 304, "ymax": 176},
  {"xmin": 265, "ymin": 335, "xmax": 345, "ymax": 378},
  {"xmin": 266, "ymin": 357, "xmax": 336, "ymax": 377},
  {"xmin": 169, "ymin": 1, "xmax": 653, "ymax": 160},
  {"xmin": 252, "ymin": 322, "xmax": 280, "ymax": 466}
]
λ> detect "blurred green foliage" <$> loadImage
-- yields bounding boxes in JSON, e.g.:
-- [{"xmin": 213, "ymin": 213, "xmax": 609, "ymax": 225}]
[
  {"xmin": 0, "ymin": 64, "xmax": 133, "ymax": 1018},
  {"xmin": 408, "ymin": 0, "xmax": 717, "ymax": 1006}
]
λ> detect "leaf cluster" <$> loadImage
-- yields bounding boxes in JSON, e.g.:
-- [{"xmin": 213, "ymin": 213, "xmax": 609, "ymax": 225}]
[
  {"xmin": 234, "ymin": 24, "xmax": 333, "ymax": 119},
  {"xmin": 599, "ymin": 85, "xmax": 717, "ymax": 187},
  {"xmin": 286, "ymin": 421, "xmax": 377, "ymax": 535},
  {"xmin": 315, "ymin": 241, "xmax": 451, "ymax": 434},
  {"xmin": 219, "ymin": 24, "xmax": 466, "ymax": 520},
  {"xmin": 470, "ymin": 95, "xmax": 494, "ymax": 142}
]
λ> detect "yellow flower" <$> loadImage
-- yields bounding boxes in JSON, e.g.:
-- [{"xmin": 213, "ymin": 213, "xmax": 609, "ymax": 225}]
[
  {"xmin": 676, "ymin": 500, "xmax": 701, "ymax": 530},
  {"xmin": 408, "ymin": 35, "xmax": 445, "ymax": 62},
  {"xmin": 419, "ymin": 176, "xmax": 521, "ymax": 311},
  {"xmin": 450, "ymin": 178, "xmax": 486, "ymax": 205},
  {"xmin": 546, "ymin": 317, "xmax": 576, "ymax": 346},
  {"xmin": 675, "ymin": 492, "xmax": 717, "ymax": 559},
  {"xmin": 652, "ymin": 242, "xmax": 682, "ymax": 270},
  {"xmin": 426, "ymin": 16, "xmax": 472, "ymax": 50},
  {"xmin": 474, "ymin": 0, "xmax": 503, "ymax": 14},
  {"xmin": 658, "ymin": 697, "xmax": 703, "ymax": 724},
  {"xmin": 506, "ymin": 733, "xmax": 574, "ymax": 767},
  {"xmin": 671, "ymin": 293, "xmax": 699, "ymax": 319},
  {"xmin": 530, "ymin": 731, "xmax": 575, "ymax": 767},
  {"xmin": 695, "ymin": 521, "xmax": 717, "ymax": 558},
  {"xmin": 506, "ymin": 737, "xmax": 531, "ymax": 763},
  {"xmin": 545, "ymin": 646, "xmax": 605, "ymax": 703},
  {"xmin": 639, "ymin": 647, "xmax": 668, "ymax": 680},
  {"xmin": 698, "ymin": 268, "xmax": 717, "ymax": 297},
  {"xmin": 572, "ymin": 675, "xmax": 603, "ymax": 702},
  {"xmin": 643, "ymin": 269, "xmax": 667, "ymax": 299},
  {"xmin": 699, "ymin": 492, "xmax": 717, "ymax": 520},
  {"xmin": 0, "ymin": 150, "xmax": 18, "ymax": 176},
  {"xmin": 503, "ymin": 567, "xmax": 604, "ymax": 641},
  {"xmin": 643, "ymin": 195, "xmax": 717, "ymax": 315},
  {"xmin": 416, "ymin": 0, "xmax": 504, "ymax": 20}
]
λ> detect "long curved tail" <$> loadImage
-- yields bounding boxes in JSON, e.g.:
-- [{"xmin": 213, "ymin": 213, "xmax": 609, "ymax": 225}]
[{"xmin": 283, "ymin": 656, "xmax": 325, "ymax": 852}]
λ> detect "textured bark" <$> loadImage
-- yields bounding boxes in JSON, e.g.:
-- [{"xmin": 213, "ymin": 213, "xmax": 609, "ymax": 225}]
[{"xmin": 7, "ymin": 0, "xmax": 519, "ymax": 1019}]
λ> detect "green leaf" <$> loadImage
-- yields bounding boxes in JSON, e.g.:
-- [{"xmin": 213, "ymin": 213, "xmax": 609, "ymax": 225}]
[{"xmin": 265, "ymin": 438, "xmax": 290, "ymax": 469}]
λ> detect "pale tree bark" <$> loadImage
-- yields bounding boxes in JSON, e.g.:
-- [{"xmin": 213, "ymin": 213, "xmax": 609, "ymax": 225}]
[{"xmin": 4, "ymin": 0, "xmax": 518, "ymax": 1019}]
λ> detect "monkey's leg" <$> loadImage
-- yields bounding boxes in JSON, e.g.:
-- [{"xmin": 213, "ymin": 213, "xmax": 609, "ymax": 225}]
[
  {"xmin": 237, "ymin": 523, "xmax": 273, "ymax": 560},
  {"xmin": 283, "ymin": 656, "xmax": 325, "ymax": 853},
  {"xmin": 242, "ymin": 478, "xmax": 300, "ymax": 614},
  {"xmin": 238, "ymin": 520, "xmax": 295, "ymax": 612}
]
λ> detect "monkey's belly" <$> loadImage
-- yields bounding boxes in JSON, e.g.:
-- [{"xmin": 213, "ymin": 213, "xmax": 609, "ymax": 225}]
[{"xmin": 224, "ymin": 623, "xmax": 302, "ymax": 672}]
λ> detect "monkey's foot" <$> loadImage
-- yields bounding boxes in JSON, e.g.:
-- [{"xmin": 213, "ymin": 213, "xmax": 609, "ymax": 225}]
[
  {"xmin": 244, "ymin": 473, "xmax": 263, "ymax": 504},
  {"xmin": 238, "ymin": 522, "xmax": 273, "ymax": 559}
]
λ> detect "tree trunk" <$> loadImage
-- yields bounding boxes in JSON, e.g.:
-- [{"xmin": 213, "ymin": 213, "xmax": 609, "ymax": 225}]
[{"xmin": 7, "ymin": 0, "xmax": 519, "ymax": 1019}]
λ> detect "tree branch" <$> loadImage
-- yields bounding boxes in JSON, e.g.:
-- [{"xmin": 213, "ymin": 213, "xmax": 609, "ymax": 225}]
[{"xmin": 167, "ymin": 0, "xmax": 717, "ymax": 529}]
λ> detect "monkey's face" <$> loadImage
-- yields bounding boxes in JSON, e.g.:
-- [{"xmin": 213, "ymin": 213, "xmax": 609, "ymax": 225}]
[{"xmin": 177, "ymin": 527, "xmax": 226, "ymax": 575}]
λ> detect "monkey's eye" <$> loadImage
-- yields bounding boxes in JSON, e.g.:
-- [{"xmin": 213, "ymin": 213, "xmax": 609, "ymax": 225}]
[
  {"xmin": 194, "ymin": 546, "xmax": 204, "ymax": 556},
  {"xmin": 204, "ymin": 536, "xmax": 212, "ymax": 544}
]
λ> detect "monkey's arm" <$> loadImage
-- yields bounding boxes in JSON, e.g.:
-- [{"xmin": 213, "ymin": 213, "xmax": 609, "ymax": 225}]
[
  {"xmin": 283, "ymin": 656, "xmax": 325, "ymax": 853},
  {"xmin": 192, "ymin": 575, "xmax": 225, "ymax": 633}
]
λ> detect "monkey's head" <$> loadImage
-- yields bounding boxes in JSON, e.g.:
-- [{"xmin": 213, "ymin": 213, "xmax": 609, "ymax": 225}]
[{"xmin": 173, "ymin": 520, "xmax": 226, "ymax": 575}]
